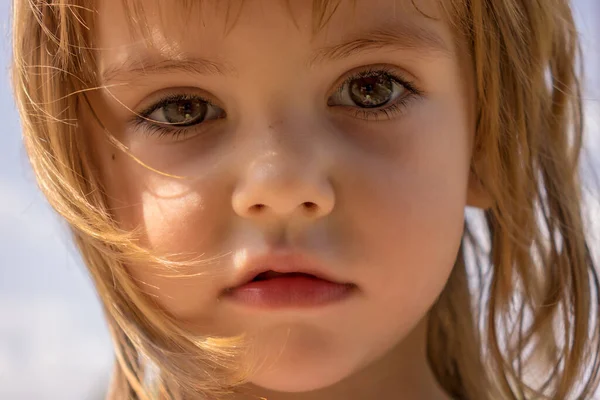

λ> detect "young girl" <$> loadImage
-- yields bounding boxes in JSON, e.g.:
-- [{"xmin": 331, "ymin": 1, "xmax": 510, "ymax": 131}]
[{"xmin": 10, "ymin": 0, "xmax": 600, "ymax": 399}]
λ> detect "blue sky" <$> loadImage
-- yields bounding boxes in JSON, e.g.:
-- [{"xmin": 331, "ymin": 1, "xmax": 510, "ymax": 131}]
[{"xmin": 0, "ymin": 2, "xmax": 598, "ymax": 399}]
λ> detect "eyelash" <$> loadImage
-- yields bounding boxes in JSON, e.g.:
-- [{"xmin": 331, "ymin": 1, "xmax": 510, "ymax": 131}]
[{"xmin": 132, "ymin": 66, "xmax": 422, "ymax": 139}]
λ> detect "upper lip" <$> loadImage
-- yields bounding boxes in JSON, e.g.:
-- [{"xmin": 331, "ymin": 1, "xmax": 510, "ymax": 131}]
[{"xmin": 227, "ymin": 250, "xmax": 351, "ymax": 289}]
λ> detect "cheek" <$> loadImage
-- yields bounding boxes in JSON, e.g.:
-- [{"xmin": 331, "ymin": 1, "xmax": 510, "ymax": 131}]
[
  {"xmin": 100, "ymin": 153, "xmax": 225, "ymax": 253},
  {"xmin": 132, "ymin": 180, "xmax": 228, "ymax": 320},
  {"xmin": 97, "ymin": 154, "xmax": 231, "ymax": 319},
  {"xmin": 349, "ymin": 99, "xmax": 471, "ymax": 314},
  {"xmin": 138, "ymin": 179, "xmax": 212, "ymax": 252}
]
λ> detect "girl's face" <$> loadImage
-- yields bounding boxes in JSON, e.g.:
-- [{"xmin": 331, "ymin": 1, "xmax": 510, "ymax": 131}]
[{"xmin": 87, "ymin": 0, "xmax": 476, "ymax": 393}]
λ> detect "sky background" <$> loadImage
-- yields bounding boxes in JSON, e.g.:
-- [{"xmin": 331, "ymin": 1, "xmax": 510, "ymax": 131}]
[{"xmin": 0, "ymin": 2, "xmax": 598, "ymax": 400}]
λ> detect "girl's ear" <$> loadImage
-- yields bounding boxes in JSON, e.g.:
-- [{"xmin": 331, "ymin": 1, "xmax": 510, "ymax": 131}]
[{"xmin": 466, "ymin": 163, "xmax": 494, "ymax": 210}]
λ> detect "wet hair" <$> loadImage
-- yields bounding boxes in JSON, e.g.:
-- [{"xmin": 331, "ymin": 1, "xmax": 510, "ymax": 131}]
[{"xmin": 10, "ymin": 0, "xmax": 600, "ymax": 398}]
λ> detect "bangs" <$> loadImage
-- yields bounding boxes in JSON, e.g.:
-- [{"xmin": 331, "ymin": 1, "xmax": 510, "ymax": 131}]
[
  {"xmin": 117, "ymin": 0, "xmax": 466, "ymax": 43},
  {"xmin": 119, "ymin": 0, "xmax": 348, "ymax": 40}
]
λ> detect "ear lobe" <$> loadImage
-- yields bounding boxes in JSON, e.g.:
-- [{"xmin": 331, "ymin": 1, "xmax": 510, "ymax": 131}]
[{"xmin": 466, "ymin": 165, "xmax": 493, "ymax": 209}]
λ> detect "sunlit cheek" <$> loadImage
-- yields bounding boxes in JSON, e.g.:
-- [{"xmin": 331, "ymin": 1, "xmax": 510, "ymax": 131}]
[
  {"xmin": 122, "ymin": 178, "xmax": 228, "ymax": 320},
  {"xmin": 139, "ymin": 178, "xmax": 212, "ymax": 254}
]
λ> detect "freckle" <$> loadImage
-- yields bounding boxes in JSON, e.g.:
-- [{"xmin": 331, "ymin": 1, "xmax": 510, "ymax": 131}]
[{"xmin": 111, "ymin": 153, "xmax": 116, "ymax": 161}]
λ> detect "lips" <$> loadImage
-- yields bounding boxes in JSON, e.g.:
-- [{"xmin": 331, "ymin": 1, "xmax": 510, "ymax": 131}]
[
  {"xmin": 221, "ymin": 251, "xmax": 356, "ymax": 308},
  {"xmin": 228, "ymin": 251, "xmax": 351, "ymax": 290},
  {"xmin": 251, "ymin": 271, "xmax": 316, "ymax": 282}
]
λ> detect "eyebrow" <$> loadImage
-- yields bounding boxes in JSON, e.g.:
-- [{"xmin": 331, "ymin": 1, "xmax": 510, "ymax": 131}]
[
  {"xmin": 308, "ymin": 22, "xmax": 452, "ymax": 67},
  {"xmin": 100, "ymin": 54, "xmax": 233, "ymax": 84},
  {"xmin": 100, "ymin": 21, "xmax": 451, "ymax": 84}
]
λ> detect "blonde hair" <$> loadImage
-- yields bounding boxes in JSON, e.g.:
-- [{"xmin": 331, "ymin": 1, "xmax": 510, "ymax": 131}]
[{"xmin": 10, "ymin": 0, "xmax": 600, "ymax": 399}]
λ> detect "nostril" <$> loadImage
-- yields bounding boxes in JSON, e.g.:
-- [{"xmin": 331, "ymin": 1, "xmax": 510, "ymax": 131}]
[
  {"xmin": 303, "ymin": 202, "xmax": 317, "ymax": 211},
  {"xmin": 250, "ymin": 204, "xmax": 265, "ymax": 212},
  {"xmin": 247, "ymin": 202, "xmax": 318, "ymax": 215}
]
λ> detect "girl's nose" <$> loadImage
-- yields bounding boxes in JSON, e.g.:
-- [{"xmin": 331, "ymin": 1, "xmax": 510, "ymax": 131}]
[{"xmin": 231, "ymin": 131, "xmax": 335, "ymax": 221}]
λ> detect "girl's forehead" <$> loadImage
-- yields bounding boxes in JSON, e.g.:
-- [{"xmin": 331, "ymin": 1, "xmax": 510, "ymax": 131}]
[
  {"xmin": 113, "ymin": 0, "xmax": 446, "ymax": 32},
  {"xmin": 95, "ymin": 0, "xmax": 456, "ymax": 82}
]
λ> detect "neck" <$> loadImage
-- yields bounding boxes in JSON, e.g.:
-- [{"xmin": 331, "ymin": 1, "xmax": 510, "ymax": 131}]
[{"xmin": 235, "ymin": 316, "xmax": 452, "ymax": 400}]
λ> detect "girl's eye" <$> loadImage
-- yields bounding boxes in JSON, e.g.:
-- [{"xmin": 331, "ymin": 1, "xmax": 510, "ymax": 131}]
[
  {"xmin": 132, "ymin": 94, "xmax": 226, "ymax": 140},
  {"xmin": 144, "ymin": 95, "xmax": 225, "ymax": 127},
  {"xmin": 328, "ymin": 68, "xmax": 420, "ymax": 120}
]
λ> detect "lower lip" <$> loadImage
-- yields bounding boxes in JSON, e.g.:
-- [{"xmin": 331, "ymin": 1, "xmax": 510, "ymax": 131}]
[{"xmin": 225, "ymin": 275, "xmax": 355, "ymax": 308}]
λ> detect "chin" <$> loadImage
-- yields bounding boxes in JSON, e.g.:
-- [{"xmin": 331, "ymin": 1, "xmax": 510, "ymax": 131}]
[
  {"xmin": 242, "ymin": 327, "xmax": 362, "ymax": 393},
  {"xmin": 249, "ymin": 355, "xmax": 356, "ymax": 393}
]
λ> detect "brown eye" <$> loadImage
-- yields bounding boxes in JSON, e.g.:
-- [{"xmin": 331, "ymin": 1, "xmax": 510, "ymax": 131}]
[
  {"xmin": 349, "ymin": 75, "xmax": 394, "ymax": 108},
  {"xmin": 147, "ymin": 96, "xmax": 225, "ymax": 127},
  {"xmin": 329, "ymin": 70, "xmax": 407, "ymax": 109},
  {"xmin": 163, "ymin": 99, "xmax": 206, "ymax": 124}
]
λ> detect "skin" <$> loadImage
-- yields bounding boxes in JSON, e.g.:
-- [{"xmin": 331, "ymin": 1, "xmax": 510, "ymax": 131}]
[{"xmin": 85, "ymin": 0, "xmax": 484, "ymax": 398}]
